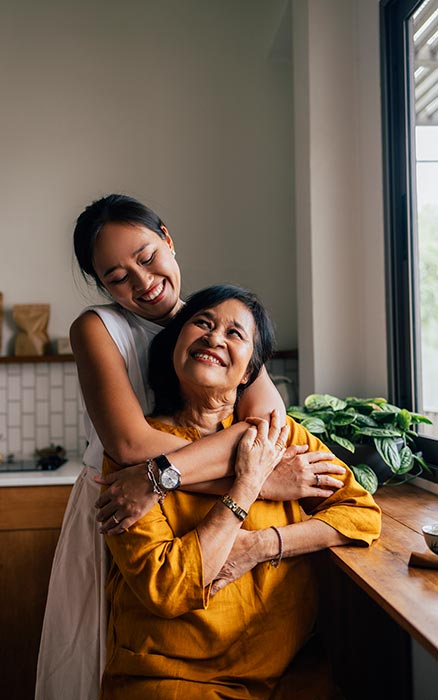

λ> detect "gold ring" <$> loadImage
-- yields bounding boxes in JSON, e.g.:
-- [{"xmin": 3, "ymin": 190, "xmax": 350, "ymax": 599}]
[
  {"xmin": 276, "ymin": 441, "xmax": 286, "ymax": 449},
  {"xmin": 112, "ymin": 514, "xmax": 120, "ymax": 525}
]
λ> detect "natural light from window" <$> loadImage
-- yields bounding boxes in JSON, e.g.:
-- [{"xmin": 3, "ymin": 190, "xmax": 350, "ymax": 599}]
[{"xmin": 415, "ymin": 125, "xmax": 438, "ymax": 436}]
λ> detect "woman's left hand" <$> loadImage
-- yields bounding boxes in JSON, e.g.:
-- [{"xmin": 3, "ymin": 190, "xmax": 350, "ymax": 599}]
[
  {"xmin": 211, "ymin": 529, "xmax": 260, "ymax": 595},
  {"xmin": 94, "ymin": 463, "xmax": 159, "ymax": 535}
]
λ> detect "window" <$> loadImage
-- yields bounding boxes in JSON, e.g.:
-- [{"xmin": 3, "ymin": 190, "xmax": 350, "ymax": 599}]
[{"xmin": 381, "ymin": 0, "xmax": 438, "ymax": 474}]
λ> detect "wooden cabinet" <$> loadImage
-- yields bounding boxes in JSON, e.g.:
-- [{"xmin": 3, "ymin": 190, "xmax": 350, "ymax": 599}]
[{"xmin": 0, "ymin": 485, "xmax": 72, "ymax": 700}]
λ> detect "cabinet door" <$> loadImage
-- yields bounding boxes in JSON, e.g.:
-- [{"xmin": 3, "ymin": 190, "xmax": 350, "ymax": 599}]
[{"xmin": 0, "ymin": 486, "xmax": 72, "ymax": 700}]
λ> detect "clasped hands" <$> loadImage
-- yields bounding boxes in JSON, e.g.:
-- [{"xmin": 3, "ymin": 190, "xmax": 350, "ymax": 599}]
[{"xmin": 94, "ymin": 417, "xmax": 345, "ymax": 536}]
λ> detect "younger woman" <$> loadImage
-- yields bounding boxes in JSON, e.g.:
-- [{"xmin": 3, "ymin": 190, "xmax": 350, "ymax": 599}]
[{"xmin": 35, "ymin": 195, "xmax": 345, "ymax": 700}]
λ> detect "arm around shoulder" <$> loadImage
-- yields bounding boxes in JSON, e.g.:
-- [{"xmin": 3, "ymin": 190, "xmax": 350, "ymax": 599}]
[
  {"xmin": 70, "ymin": 311, "xmax": 188, "ymax": 464},
  {"xmin": 237, "ymin": 366, "xmax": 286, "ymax": 421}
]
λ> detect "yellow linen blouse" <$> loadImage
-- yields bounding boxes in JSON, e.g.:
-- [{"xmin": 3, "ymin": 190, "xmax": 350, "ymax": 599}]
[{"xmin": 100, "ymin": 415, "xmax": 381, "ymax": 700}]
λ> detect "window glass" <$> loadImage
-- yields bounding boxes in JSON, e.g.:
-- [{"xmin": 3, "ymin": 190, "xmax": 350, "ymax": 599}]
[{"xmin": 412, "ymin": 0, "xmax": 438, "ymax": 437}]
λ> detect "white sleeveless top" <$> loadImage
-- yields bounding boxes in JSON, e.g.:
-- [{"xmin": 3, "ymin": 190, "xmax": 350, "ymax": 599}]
[{"xmin": 81, "ymin": 304, "xmax": 161, "ymax": 470}]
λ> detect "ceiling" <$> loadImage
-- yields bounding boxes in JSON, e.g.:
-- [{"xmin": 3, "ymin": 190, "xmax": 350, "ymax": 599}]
[{"xmin": 413, "ymin": 0, "xmax": 438, "ymax": 125}]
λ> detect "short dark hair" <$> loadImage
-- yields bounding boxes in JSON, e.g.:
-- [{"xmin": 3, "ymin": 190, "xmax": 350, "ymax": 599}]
[
  {"xmin": 73, "ymin": 194, "xmax": 166, "ymax": 290},
  {"xmin": 148, "ymin": 284, "xmax": 276, "ymax": 416}
]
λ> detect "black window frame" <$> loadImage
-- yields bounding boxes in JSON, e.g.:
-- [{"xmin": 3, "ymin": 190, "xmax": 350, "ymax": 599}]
[{"xmin": 380, "ymin": 0, "xmax": 438, "ymax": 477}]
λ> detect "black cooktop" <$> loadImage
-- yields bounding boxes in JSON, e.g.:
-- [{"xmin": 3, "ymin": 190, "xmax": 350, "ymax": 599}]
[{"xmin": 0, "ymin": 458, "xmax": 66, "ymax": 472}]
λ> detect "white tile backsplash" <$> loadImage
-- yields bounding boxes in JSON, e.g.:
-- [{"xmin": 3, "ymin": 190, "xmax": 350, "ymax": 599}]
[
  {"xmin": 36, "ymin": 426, "xmax": 50, "ymax": 449},
  {"xmin": 64, "ymin": 374, "xmax": 78, "ymax": 400},
  {"xmin": 0, "ymin": 354, "xmax": 298, "ymax": 461},
  {"xmin": 22, "ymin": 413, "xmax": 35, "ymax": 439},
  {"xmin": 21, "ymin": 365, "xmax": 35, "ymax": 388},
  {"xmin": 7, "ymin": 401, "xmax": 21, "ymax": 427},
  {"xmin": 7, "ymin": 374, "xmax": 20, "ymax": 400},
  {"xmin": 50, "ymin": 387, "xmax": 63, "ymax": 412},
  {"xmin": 36, "ymin": 401, "xmax": 49, "ymax": 426},
  {"xmin": 49, "ymin": 364, "xmax": 63, "ymax": 387},
  {"xmin": 50, "ymin": 413, "xmax": 63, "ymax": 438},
  {"xmin": 0, "ymin": 361, "xmax": 84, "ymax": 460},
  {"xmin": 36, "ymin": 374, "xmax": 49, "ymax": 400},
  {"xmin": 8, "ymin": 426, "xmax": 21, "ymax": 453}
]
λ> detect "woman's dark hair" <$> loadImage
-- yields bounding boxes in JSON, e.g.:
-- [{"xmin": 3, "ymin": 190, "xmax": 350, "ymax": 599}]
[
  {"xmin": 148, "ymin": 284, "xmax": 276, "ymax": 416},
  {"xmin": 73, "ymin": 194, "xmax": 167, "ymax": 289}
]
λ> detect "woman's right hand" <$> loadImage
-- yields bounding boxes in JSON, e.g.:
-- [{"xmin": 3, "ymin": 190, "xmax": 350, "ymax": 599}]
[
  {"xmin": 260, "ymin": 446, "xmax": 346, "ymax": 501},
  {"xmin": 94, "ymin": 463, "xmax": 159, "ymax": 535},
  {"xmin": 233, "ymin": 410, "xmax": 290, "ymax": 497}
]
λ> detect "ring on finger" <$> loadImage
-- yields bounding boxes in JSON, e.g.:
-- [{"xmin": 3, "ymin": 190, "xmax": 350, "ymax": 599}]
[
  {"xmin": 112, "ymin": 514, "xmax": 120, "ymax": 525},
  {"xmin": 315, "ymin": 474, "xmax": 321, "ymax": 487},
  {"xmin": 276, "ymin": 440, "xmax": 287, "ymax": 449}
]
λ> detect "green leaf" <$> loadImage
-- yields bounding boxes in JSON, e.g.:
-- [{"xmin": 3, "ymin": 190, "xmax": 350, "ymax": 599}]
[
  {"xmin": 329, "ymin": 434, "xmax": 355, "ymax": 452},
  {"xmin": 409, "ymin": 413, "xmax": 433, "ymax": 425},
  {"xmin": 413, "ymin": 453, "xmax": 431, "ymax": 473},
  {"xmin": 383, "ymin": 403, "xmax": 401, "ymax": 414},
  {"xmin": 395, "ymin": 446, "xmax": 414, "ymax": 474},
  {"xmin": 357, "ymin": 426, "xmax": 402, "ymax": 438},
  {"xmin": 331, "ymin": 411, "xmax": 357, "ymax": 426},
  {"xmin": 354, "ymin": 414, "xmax": 378, "ymax": 428},
  {"xmin": 351, "ymin": 464, "xmax": 379, "ymax": 494},
  {"xmin": 304, "ymin": 393, "xmax": 346, "ymax": 412},
  {"xmin": 374, "ymin": 437, "xmax": 401, "ymax": 472},
  {"xmin": 301, "ymin": 417, "xmax": 326, "ymax": 434},
  {"xmin": 396, "ymin": 409, "xmax": 412, "ymax": 431},
  {"xmin": 370, "ymin": 409, "xmax": 400, "ymax": 423},
  {"xmin": 286, "ymin": 407, "xmax": 308, "ymax": 421}
]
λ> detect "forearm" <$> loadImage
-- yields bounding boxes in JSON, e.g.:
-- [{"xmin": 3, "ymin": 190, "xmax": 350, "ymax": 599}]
[
  {"xmin": 165, "ymin": 422, "xmax": 249, "ymax": 485},
  {"xmin": 254, "ymin": 519, "xmax": 351, "ymax": 563},
  {"xmin": 196, "ymin": 478, "xmax": 259, "ymax": 584},
  {"xmin": 237, "ymin": 366, "xmax": 286, "ymax": 421},
  {"xmin": 186, "ymin": 476, "xmax": 234, "ymax": 495}
]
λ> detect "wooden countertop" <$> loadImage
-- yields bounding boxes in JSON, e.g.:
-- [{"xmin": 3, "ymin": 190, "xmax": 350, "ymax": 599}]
[{"xmin": 328, "ymin": 483, "xmax": 438, "ymax": 658}]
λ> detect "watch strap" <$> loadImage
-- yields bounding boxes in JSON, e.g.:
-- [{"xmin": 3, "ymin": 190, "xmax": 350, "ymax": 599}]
[{"xmin": 221, "ymin": 494, "xmax": 248, "ymax": 521}]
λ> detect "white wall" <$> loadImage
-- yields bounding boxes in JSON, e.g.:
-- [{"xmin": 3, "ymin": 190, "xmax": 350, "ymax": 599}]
[
  {"xmin": 0, "ymin": 0, "xmax": 295, "ymax": 353},
  {"xmin": 292, "ymin": 0, "xmax": 388, "ymax": 400}
]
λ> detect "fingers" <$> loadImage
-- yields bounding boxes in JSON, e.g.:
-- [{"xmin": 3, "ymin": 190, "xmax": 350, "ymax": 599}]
[
  {"xmin": 100, "ymin": 515, "xmax": 132, "ymax": 536},
  {"xmin": 312, "ymin": 473, "xmax": 344, "ymax": 490},
  {"xmin": 246, "ymin": 410, "xmax": 289, "ymax": 449},
  {"xmin": 94, "ymin": 472, "xmax": 118, "ymax": 485},
  {"xmin": 275, "ymin": 424, "xmax": 290, "ymax": 451},
  {"xmin": 267, "ymin": 409, "xmax": 282, "ymax": 443},
  {"xmin": 94, "ymin": 491, "xmax": 112, "ymax": 509},
  {"xmin": 284, "ymin": 443, "xmax": 309, "ymax": 457},
  {"xmin": 211, "ymin": 578, "xmax": 227, "ymax": 596},
  {"xmin": 305, "ymin": 451, "xmax": 336, "ymax": 463},
  {"xmin": 316, "ymin": 463, "xmax": 346, "ymax": 475},
  {"xmin": 96, "ymin": 501, "xmax": 118, "ymax": 523}
]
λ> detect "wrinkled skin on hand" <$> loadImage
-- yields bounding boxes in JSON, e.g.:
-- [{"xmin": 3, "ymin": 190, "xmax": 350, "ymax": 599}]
[
  {"xmin": 261, "ymin": 445, "xmax": 345, "ymax": 501},
  {"xmin": 94, "ymin": 437, "xmax": 345, "ymax": 536},
  {"xmin": 211, "ymin": 529, "xmax": 260, "ymax": 595},
  {"xmin": 94, "ymin": 463, "xmax": 159, "ymax": 535}
]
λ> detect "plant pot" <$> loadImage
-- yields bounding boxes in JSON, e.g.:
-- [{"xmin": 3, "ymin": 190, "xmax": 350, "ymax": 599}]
[{"xmin": 327, "ymin": 442, "xmax": 408, "ymax": 485}]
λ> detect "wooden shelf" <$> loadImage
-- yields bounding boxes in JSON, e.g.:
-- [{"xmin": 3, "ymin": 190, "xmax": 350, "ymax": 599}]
[{"xmin": 0, "ymin": 354, "xmax": 75, "ymax": 364}]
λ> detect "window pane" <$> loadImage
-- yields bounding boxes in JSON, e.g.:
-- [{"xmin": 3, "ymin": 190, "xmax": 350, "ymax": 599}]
[{"xmin": 412, "ymin": 2, "xmax": 438, "ymax": 438}]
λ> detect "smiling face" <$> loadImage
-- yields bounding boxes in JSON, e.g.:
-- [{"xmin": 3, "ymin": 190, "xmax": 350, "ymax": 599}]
[
  {"xmin": 172, "ymin": 299, "xmax": 256, "ymax": 399},
  {"xmin": 92, "ymin": 221, "xmax": 182, "ymax": 324}
]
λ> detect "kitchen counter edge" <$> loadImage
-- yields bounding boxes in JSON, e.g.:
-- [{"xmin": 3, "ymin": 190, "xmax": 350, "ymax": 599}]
[{"xmin": 0, "ymin": 459, "xmax": 84, "ymax": 487}]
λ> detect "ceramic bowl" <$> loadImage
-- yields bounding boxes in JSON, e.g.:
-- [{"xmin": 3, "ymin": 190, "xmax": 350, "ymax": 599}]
[{"xmin": 422, "ymin": 523, "xmax": 438, "ymax": 555}]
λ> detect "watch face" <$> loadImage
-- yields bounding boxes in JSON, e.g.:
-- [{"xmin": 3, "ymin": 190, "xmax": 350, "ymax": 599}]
[{"xmin": 161, "ymin": 467, "xmax": 181, "ymax": 490}]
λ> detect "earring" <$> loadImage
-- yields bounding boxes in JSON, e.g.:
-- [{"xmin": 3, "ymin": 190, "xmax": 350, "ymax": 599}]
[{"xmin": 172, "ymin": 249, "xmax": 176, "ymax": 257}]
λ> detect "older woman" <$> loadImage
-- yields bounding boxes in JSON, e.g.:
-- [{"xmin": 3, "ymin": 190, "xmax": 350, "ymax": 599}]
[{"xmin": 100, "ymin": 284, "xmax": 381, "ymax": 700}]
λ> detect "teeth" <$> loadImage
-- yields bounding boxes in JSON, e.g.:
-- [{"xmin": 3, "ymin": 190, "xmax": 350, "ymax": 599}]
[
  {"xmin": 141, "ymin": 281, "xmax": 164, "ymax": 302},
  {"xmin": 193, "ymin": 352, "xmax": 223, "ymax": 365}
]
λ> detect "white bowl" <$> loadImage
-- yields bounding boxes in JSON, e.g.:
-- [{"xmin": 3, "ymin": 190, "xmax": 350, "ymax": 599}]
[{"xmin": 422, "ymin": 523, "xmax": 438, "ymax": 555}]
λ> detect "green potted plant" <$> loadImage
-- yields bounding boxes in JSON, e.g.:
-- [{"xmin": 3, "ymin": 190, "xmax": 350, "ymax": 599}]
[{"xmin": 287, "ymin": 394, "xmax": 432, "ymax": 494}]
